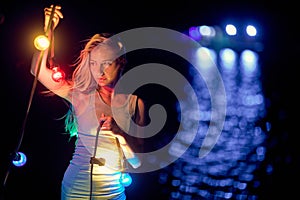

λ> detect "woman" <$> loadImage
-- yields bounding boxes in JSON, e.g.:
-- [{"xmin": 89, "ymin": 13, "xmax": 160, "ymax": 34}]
[{"xmin": 31, "ymin": 5, "xmax": 148, "ymax": 200}]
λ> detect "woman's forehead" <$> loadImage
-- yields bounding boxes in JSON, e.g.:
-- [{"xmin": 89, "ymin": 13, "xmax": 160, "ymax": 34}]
[{"xmin": 90, "ymin": 44, "xmax": 120, "ymax": 62}]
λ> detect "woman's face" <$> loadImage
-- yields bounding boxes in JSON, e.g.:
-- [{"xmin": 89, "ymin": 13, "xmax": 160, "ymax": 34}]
[{"xmin": 89, "ymin": 45, "xmax": 123, "ymax": 87}]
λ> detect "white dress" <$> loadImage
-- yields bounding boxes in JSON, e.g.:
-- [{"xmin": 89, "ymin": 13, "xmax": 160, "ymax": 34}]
[{"xmin": 61, "ymin": 91, "xmax": 138, "ymax": 200}]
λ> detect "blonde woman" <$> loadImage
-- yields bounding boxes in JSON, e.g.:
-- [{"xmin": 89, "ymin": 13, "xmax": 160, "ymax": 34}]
[{"xmin": 31, "ymin": 5, "xmax": 148, "ymax": 200}]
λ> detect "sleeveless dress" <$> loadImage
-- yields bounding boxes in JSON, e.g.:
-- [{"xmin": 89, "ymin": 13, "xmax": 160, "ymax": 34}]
[{"xmin": 61, "ymin": 90, "xmax": 138, "ymax": 200}]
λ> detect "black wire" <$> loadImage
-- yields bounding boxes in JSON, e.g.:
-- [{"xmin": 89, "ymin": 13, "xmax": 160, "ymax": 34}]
[
  {"xmin": 2, "ymin": 47, "xmax": 46, "ymax": 188},
  {"xmin": 90, "ymin": 162, "xmax": 94, "ymax": 200},
  {"xmin": 2, "ymin": 6, "xmax": 57, "ymax": 188},
  {"xmin": 89, "ymin": 122, "xmax": 129, "ymax": 199},
  {"xmin": 90, "ymin": 121, "xmax": 104, "ymax": 200}
]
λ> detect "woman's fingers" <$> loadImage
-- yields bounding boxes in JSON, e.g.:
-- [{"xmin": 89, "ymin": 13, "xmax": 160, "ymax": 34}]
[
  {"xmin": 44, "ymin": 5, "xmax": 63, "ymax": 19},
  {"xmin": 43, "ymin": 5, "xmax": 63, "ymax": 32},
  {"xmin": 100, "ymin": 114, "xmax": 115, "ymax": 130}
]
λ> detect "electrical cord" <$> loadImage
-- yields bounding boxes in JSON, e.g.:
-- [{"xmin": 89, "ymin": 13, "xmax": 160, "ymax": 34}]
[
  {"xmin": 2, "ymin": 6, "xmax": 57, "ymax": 188},
  {"xmin": 89, "ymin": 120, "xmax": 104, "ymax": 200},
  {"xmin": 89, "ymin": 121, "xmax": 128, "ymax": 199}
]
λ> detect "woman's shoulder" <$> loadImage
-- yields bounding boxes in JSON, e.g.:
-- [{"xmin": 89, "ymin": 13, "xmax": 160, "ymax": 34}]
[{"xmin": 70, "ymin": 89, "xmax": 95, "ymax": 106}]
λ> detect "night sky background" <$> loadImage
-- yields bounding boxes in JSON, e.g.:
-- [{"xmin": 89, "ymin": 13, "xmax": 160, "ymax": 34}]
[{"xmin": 0, "ymin": 0, "xmax": 298, "ymax": 199}]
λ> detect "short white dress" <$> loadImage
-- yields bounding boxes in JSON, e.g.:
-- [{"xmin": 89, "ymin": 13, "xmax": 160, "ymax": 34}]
[{"xmin": 61, "ymin": 91, "xmax": 139, "ymax": 200}]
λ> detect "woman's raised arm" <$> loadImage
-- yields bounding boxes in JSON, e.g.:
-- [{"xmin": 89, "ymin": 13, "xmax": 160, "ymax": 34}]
[{"xmin": 30, "ymin": 5, "xmax": 72, "ymax": 100}]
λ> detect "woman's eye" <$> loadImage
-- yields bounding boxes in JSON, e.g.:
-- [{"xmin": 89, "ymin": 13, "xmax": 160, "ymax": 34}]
[
  {"xmin": 90, "ymin": 61, "xmax": 96, "ymax": 67},
  {"xmin": 101, "ymin": 61, "xmax": 113, "ymax": 68}
]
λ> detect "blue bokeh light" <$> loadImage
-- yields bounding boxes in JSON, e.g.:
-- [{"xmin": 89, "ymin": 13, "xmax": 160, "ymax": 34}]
[{"xmin": 12, "ymin": 152, "xmax": 27, "ymax": 167}]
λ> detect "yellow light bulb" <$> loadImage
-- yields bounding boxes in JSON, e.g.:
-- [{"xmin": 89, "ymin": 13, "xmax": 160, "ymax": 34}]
[{"xmin": 34, "ymin": 35, "xmax": 50, "ymax": 51}]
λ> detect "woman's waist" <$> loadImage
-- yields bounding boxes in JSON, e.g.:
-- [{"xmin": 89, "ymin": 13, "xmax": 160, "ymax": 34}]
[
  {"xmin": 72, "ymin": 138, "xmax": 123, "ymax": 170},
  {"xmin": 69, "ymin": 157, "xmax": 123, "ymax": 173}
]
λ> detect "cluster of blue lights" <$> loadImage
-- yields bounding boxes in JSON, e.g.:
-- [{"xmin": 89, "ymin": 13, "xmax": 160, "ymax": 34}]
[{"xmin": 156, "ymin": 22, "xmax": 269, "ymax": 199}]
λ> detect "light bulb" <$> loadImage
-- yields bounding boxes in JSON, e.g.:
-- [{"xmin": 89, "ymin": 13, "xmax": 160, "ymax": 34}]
[
  {"xmin": 34, "ymin": 35, "xmax": 50, "ymax": 51},
  {"xmin": 12, "ymin": 152, "xmax": 27, "ymax": 167},
  {"xmin": 51, "ymin": 66, "xmax": 65, "ymax": 82},
  {"xmin": 120, "ymin": 173, "xmax": 132, "ymax": 187}
]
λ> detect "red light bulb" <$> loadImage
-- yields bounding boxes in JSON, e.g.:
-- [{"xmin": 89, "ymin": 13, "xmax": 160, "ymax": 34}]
[{"xmin": 51, "ymin": 67, "xmax": 65, "ymax": 82}]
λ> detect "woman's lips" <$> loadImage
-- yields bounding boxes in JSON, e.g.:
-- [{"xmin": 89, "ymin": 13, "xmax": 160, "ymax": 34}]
[{"xmin": 98, "ymin": 77, "xmax": 106, "ymax": 84}]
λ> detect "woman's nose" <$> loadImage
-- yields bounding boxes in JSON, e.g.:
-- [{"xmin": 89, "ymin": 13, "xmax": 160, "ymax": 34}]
[
  {"xmin": 99, "ymin": 68, "xmax": 105, "ymax": 76},
  {"xmin": 99, "ymin": 65, "xmax": 105, "ymax": 75}
]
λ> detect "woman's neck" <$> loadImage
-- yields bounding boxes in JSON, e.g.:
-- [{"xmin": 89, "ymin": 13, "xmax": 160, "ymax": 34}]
[
  {"xmin": 99, "ymin": 86, "xmax": 113, "ymax": 95},
  {"xmin": 97, "ymin": 86, "xmax": 114, "ymax": 105}
]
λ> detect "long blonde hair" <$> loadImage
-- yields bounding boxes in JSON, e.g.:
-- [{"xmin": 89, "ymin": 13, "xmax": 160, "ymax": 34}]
[{"xmin": 65, "ymin": 33, "xmax": 127, "ymax": 137}]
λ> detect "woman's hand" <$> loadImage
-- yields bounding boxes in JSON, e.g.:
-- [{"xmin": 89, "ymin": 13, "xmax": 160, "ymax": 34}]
[
  {"xmin": 44, "ymin": 5, "xmax": 63, "ymax": 32},
  {"xmin": 99, "ymin": 113, "xmax": 124, "ymax": 134},
  {"xmin": 99, "ymin": 114, "xmax": 113, "ymax": 130}
]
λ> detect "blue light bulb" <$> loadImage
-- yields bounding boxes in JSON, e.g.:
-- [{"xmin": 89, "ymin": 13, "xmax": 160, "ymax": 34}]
[
  {"xmin": 12, "ymin": 152, "xmax": 27, "ymax": 167},
  {"xmin": 120, "ymin": 173, "xmax": 132, "ymax": 187}
]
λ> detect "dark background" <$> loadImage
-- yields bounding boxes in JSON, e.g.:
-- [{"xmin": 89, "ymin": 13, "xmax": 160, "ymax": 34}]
[{"xmin": 0, "ymin": 0, "xmax": 298, "ymax": 199}]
